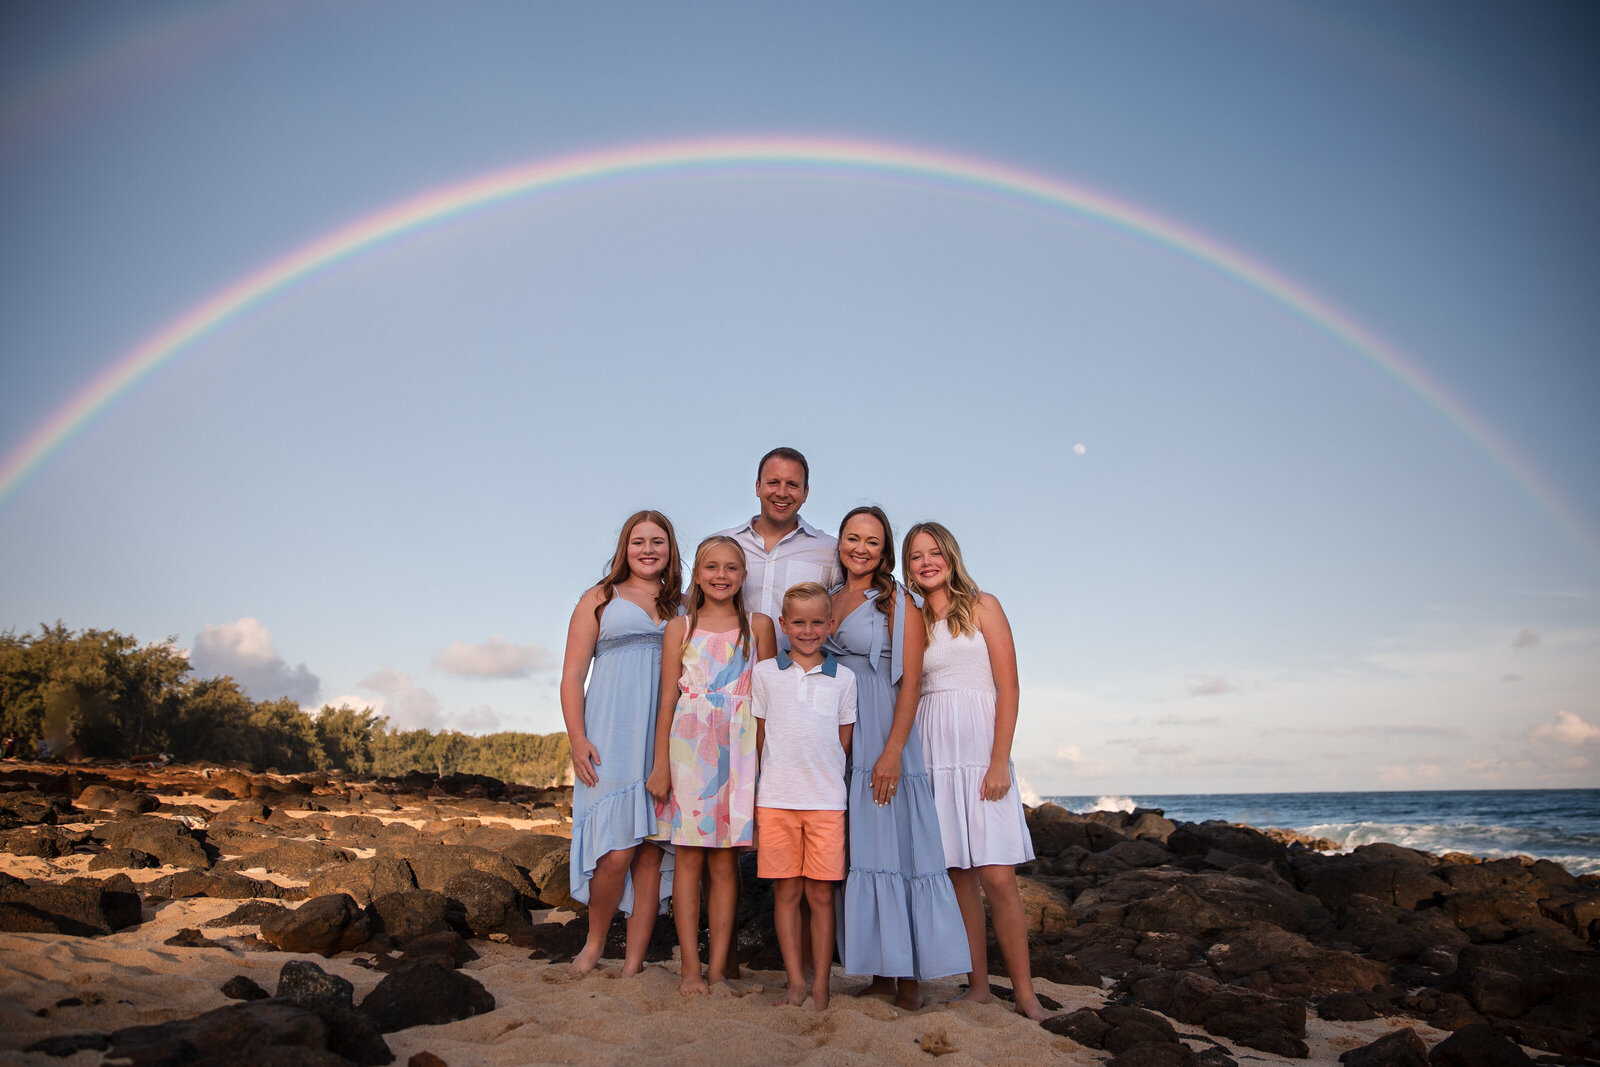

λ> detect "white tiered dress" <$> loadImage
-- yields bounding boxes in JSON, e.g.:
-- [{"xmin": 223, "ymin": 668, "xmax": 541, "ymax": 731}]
[{"xmin": 915, "ymin": 623, "xmax": 1036, "ymax": 870}]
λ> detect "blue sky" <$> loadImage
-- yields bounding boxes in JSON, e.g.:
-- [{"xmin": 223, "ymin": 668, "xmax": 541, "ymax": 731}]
[{"xmin": 1, "ymin": 1, "xmax": 1596, "ymax": 795}]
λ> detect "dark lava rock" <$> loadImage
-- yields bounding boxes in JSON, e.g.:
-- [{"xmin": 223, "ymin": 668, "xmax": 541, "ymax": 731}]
[
  {"xmin": 259, "ymin": 893, "xmax": 371, "ymax": 957},
  {"xmin": 369, "ymin": 890, "xmax": 454, "ymax": 948},
  {"xmin": 147, "ymin": 869, "xmax": 282, "ymax": 900},
  {"xmin": 95, "ymin": 816, "xmax": 211, "ymax": 869},
  {"xmin": 390, "ymin": 930, "xmax": 479, "ymax": 970},
  {"xmin": 23, "ymin": 1032, "xmax": 111, "ymax": 1056},
  {"xmin": 443, "ymin": 869, "xmax": 531, "ymax": 938},
  {"xmin": 216, "ymin": 839, "xmax": 353, "ymax": 877},
  {"xmin": 1032, "ymin": 949, "xmax": 1101, "ymax": 987},
  {"xmin": 1167, "ymin": 822, "xmax": 1289, "ymax": 867},
  {"xmin": 1121, "ymin": 967, "xmax": 1308, "ymax": 1058},
  {"xmin": 1290, "ymin": 849, "xmax": 1444, "ymax": 912},
  {"xmin": 1336, "ymin": 893, "xmax": 1470, "ymax": 962},
  {"xmin": 1318, "ymin": 991, "xmax": 1381, "ymax": 1022},
  {"xmin": 110, "ymin": 1001, "xmax": 336, "ymax": 1065},
  {"xmin": 1100, "ymin": 1003, "xmax": 1182, "ymax": 1054},
  {"xmin": 309, "ymin": 857, "xmax": 417, "ymax": 906},
  {"xmin": 1448, "ymin": 933, "xmax": 1600, "ymax": 1038},
  {"xmin": 222, "ymin": 975, "xmax": 271, "ymax": 1001},
  {"xmin": 0, "ymin": 880, "xmax": 140, "ymax": 936},
  {"xmin": 1427, "ymin": 1022, "xmax": 1536, "ymax": 1066},
  {"xmin": 1, "ymin": 825, "xmax": 75, "ymax": 858},
  {"xmin": 87, "ymin": 846, "xmax": 160, "ymax": 870},
  {"xmin": 1107, "ymin": 1044, "xmax": 1196, "ymax": 1066},
  {"xmin": 1028, "ymin": 803, "xmax": 1131, "ymax": 855},
  {"xmin": 1043, "ymin": 1006, "xmax": 1112, "ymax": 1047},
  {"xmin": 359, "ymin": 958, "xmax": 494, "ymax": 1033},
  {"xmin": 392, "ymin": 842, "xmax": 535, "ymax": 899},
  {"xmin": 277, "ymin": 959, "xmax": 355, "ymax": 1007},
  {"xmin": 207, "ymin": 900, "xmax": 288, "ymax": 928},
  {"xmin": 1337, "ymin": 1027, "xmax": 1429, "ymax": 1067},
  {"xmin": 164, "ymin": 927, "xmax": 219, "ymax": 947}
]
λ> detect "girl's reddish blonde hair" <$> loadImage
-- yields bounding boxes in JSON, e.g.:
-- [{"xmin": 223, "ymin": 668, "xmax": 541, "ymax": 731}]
[{"xmin": 595, "ymin": 510, "xmax": 683, "ymax": 624}]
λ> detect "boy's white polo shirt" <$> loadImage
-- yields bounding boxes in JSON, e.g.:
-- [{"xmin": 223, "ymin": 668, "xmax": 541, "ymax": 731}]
[{"xmin": 752, "ymin": 649, "xmax": 857, "ymax": 811}]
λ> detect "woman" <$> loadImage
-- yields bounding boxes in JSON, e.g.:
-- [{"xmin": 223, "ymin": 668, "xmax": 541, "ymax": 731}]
[{"xmin": 828, "ymin": 505, "xmax": 968, "ymax": 1009}]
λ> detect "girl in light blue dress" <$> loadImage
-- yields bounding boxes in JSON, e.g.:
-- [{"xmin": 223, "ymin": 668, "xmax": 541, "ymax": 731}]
[
  {"xmin": 560, "ymin": 510, "xmax": 682, "ymax": 977},
  {"xmin": 827, "ymin": 506, "xmax": 969, "ymax": 1009}
]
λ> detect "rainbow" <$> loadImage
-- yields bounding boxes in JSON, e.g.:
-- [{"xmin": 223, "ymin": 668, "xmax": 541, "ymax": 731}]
[{"xmin": 1, "ymin": 135, "xmax": 1592, "ymax": 563}]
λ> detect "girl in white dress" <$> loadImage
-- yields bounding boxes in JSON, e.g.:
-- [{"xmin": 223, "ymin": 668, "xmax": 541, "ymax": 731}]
[{"xmin": 902, "ymin": 521, "xmax": 1047, "ymax": 1021}]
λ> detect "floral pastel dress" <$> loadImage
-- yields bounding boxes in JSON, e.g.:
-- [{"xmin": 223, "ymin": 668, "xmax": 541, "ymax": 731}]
[{"xmin": 652, "ymin": 625, "xmax": 757, "ymax": 848}]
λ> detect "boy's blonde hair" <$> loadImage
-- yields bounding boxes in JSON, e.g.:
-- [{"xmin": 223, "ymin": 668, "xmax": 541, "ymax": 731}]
[{"xmin": 780, "ymin": 581, "xmax": 831, "ymax": 618}]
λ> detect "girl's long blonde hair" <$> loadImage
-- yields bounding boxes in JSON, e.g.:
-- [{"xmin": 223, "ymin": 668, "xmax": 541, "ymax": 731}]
[
  {"xmin": 902, "ymin": 521, "xmax": 982, "ymax": 639},
  {"xmin": 595, "ymin": 510, "xmax": 683, "ymax": 624},
  {"xmin": 684, "ymin": 535, "xmax": 752, "ymax": 658}
]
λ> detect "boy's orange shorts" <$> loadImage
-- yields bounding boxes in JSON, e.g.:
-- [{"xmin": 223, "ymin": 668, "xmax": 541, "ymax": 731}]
[{"xmin": 755, "ymin": 807, "xmax": 846, "ymax": 881}]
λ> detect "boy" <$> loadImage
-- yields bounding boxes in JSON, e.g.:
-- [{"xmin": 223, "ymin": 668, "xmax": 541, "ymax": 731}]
[{"xmin": 752, "ymin": 581, "xmax": 856, "ymax": 1009}]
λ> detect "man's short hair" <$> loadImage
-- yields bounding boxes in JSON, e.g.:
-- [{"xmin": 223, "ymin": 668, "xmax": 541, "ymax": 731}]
[
  {"xmin": 757, "ymin": 446, "xmax": 810, "ymax": 488},
  {"xmin": 781, "ymin": 581, "xmax": 831, "ymax": 617}
]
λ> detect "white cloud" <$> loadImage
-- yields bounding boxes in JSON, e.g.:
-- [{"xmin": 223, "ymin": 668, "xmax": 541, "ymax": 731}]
[
  {"xmin": 432, "ymin": 636, "xmax": 553, "ymax": 679},
  {"xmin": 1531, "ymin": 710, "xmax": 1600, "ymax": 747},
  {"xmin": 357, "ymin": 667, "xmax": 443, "ymax": 730},
  {"xmin": 1512, "ymin": 627, "xmax": 1540, "ymax": 649},
  {"xmin": 1186, "ymin": 674, "xmax": 1236, "ymax": 697},
  {"xmin": 191, "ymin": 618, "xmax": 320, "ymax": 704},
  {"xmin": 1376, "ymin": 763, "xmax": 1440, "ymax": 785},
  {"xmin": 456, "ymin": 705, "xmax": 502, "ymax": 733}
]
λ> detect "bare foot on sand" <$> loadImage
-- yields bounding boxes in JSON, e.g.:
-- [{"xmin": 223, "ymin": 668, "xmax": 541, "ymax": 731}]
[
  {"xmin": 1013, "ymin": 995, "xmax": 1050, "ymax": 1022},
  {"xmin": 680, "ymin": 972, "xmax": 710, "ymax": 996},
  {"xmin": 773, "ymin": 985, "xmax": 807, "ymax": 1007},
  {"xmin": 852, "ymin": 976, "xmax": 896, "ymax": 1000},
  {"xmin": 566, "ymin": 943, "xmax": 604, "ymax": 978},
  {"xmin": 620, "ymin": 961, "xmax": 645, "ymax": 978},
  {"xmin": 812, "ymin": 981, "xmax": 830, "ymax": 1011},
  {"xmin": 951, "ymin": 987, "xmax": 992, "ymax": 1006},
  {"xmin": 894, "ymin": 979, "xmax": 923, "ymax": 1011}
]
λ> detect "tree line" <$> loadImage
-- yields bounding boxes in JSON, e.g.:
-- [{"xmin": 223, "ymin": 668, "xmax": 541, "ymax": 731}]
[{"xmin": 0, "ymin": 623, "xmax": 571, "ymax": 785}]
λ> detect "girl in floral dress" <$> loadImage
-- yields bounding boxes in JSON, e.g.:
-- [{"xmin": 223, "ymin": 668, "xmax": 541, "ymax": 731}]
[{"xmin": 647, "ymin": 535, "xmax": 776, "ymax": 995}]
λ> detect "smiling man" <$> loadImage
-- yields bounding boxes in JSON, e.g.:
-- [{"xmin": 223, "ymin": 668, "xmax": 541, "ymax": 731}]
[{"xmin": 718, "ymin": 446, "xmax": 843, "ymax": 623}]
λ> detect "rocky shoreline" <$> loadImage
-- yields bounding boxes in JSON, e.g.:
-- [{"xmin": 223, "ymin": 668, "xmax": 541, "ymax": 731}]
[{"xmin": 1, "ymin": 760, "xmax": 1596, "ymax": 1066}]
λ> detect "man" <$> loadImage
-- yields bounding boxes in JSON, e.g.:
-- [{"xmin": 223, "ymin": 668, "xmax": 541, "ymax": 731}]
[{"xmin": 718, "ymin": 447, "xmax": 843, "ymax": 623}]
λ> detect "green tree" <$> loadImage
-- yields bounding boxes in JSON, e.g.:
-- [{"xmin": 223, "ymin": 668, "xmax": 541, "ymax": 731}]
[{"xmin": 314, "ymin": 704, "xmax": 387, "ymax": 773}]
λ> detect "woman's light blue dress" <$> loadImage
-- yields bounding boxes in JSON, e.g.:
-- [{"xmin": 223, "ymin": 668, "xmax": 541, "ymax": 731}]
[
  {"xmin": 569, "ymin": 596, "xmax": 673, "ymax": 915},
  {"xmin": 828, "ymin": 585, "xmax": 970, "ymax": 980}
]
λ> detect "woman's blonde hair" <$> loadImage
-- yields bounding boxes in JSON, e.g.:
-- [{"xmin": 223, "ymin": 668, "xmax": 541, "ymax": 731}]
[
  {"xmin": 595, "ymin": 510, "xmax": 683, "ymax": 624},
  {"xmin": 684, "ymin": 535, "xmax": 752, "ymax": 658},
  {"xmin": 902, "ymin": 521, "xmax": 981, "ymax": 639}
]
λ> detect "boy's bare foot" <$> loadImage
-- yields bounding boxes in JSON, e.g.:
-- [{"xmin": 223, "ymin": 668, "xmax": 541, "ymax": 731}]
[
  {"xmin": 680, "ymin": 973, "xmax": 710, "ymax": 996},
  {"xmin": 894, "ymin": 979, "xmax": 924, "ymax": 1011},
  {"xmin": 851, "ymin": 976, "xmax": 896, "ymax": 999},
  {"xmin": 774, "ymin": 985, "xmax": 807, "ymax": 1007},
  {"xmin": 566, "ymin": 943, "xmax": 604, "ymax": 978}
]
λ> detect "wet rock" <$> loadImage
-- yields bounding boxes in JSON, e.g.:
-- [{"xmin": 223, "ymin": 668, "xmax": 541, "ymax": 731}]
[
  {"xmin": 259, "ymin": 893, "xmax": 371, "ymax": 957},
  {"xmin": 358, "ymin": 959, "xmax": 494, "ymax": 1033},
  {"xmin": 222, "ymin": 975, "xmax": 271, "ymax": 1000},
  {"xmin": 1337, "ymin": 1027, "xmax": 1428, "ymax": 1067},
  {"xmin": 1426, "ymin": 1022, "xmax": 1535, "ymax": 1066},
  {"xmin": 308, "ymin": 857, "xmax": 417, "ymax": 906}
]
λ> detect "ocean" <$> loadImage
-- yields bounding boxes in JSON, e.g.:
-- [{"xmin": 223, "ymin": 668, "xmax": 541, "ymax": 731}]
[{"xmin": 1040, "ymin": 789, "xmax": 1600, "ymax": 876}]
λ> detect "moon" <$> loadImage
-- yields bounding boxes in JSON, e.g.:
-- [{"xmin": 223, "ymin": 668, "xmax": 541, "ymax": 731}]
[{"xmin": 1073, "ymin": 443, "xmax": 1087, "ymax": 455}]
